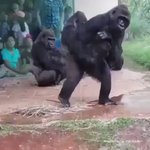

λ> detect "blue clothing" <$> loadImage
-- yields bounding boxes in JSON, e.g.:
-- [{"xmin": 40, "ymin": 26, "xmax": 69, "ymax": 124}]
[
  {"xmin": 0, "ymin": 52, "xmax": 3, "ymax": 65},
  {"xmin": 0, "ymin": 22, "xmax": 10, "ymax": 39},
  {"xmin": 40, "ymin": 0, "xmax": 63, "ymax": 29},
  {"xmin": 1, "ymin": 48, "xmax": 20, "ymax": 68},
  {"xmin": 55, "ymin": 38, "xmax": 61, "ymax": 49}
]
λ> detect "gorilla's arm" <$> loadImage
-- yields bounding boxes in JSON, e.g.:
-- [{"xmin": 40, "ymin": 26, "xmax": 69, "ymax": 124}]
[
  {"xmin": 77, "ymin": 14, "xmax": 109, "ymax": 44},
  {"xmin": 77, "ymin": 4, "xmax": 130, "ymax": 45},
  {"xmin": 32, "ymin": 44, "xmax": 62, "ymax": 71}
]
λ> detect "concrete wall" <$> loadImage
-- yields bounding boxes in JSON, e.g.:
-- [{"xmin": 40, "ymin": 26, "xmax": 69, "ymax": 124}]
[{"xmin": 74, "ymin": 0, "xmax": 118, "ymax": 19}]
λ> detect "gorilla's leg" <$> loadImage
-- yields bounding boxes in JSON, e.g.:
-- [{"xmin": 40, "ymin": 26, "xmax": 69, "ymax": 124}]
[
  {"xmin": 31, "ymin": 66, "xmax": 57, "ymax": 86},
  {"xmin": 38, "ymin": 70, "xmax": 57, "ymax": 86},
  {"xmin": 96, "ymin": 61, "xmax": 116, "ymax": 105},
  {"xmin": 58, "ymin": 54, "xmax": 84, "ymax": 107}
]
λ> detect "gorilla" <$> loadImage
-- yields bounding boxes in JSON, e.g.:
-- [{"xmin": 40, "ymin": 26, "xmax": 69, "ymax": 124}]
[
  {"xmin": 58, "ymin": 4, "xmax": 131, "ymax": 107},
  {"xmin": 31, "ymin": 29, "xmax": 66, "ymax": 86},
  {"xmin": 77, "ymin": 4, "xmax": 131, "ymax": 70}
]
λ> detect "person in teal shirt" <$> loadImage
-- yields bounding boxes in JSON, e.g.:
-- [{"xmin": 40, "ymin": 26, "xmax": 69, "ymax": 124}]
[
  {"xmin": 2, "ymin": 47, "xmax": 20, "ymax": 69},
  {"xmin": 1, "ymin": 36, "xmax": 27, "ymax": 75}
]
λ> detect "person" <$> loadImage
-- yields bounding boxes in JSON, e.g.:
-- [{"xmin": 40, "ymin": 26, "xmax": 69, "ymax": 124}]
[
  {"xmin": 63, "ymin": 6, "xmax": 73, "ymax": 25},
  {"xmin": 24, "ymin": 9, "xmax": 41, "ymax": 41},
  {"xmin": 0, "ymin": 12, "xmax": 10, "ymax": 40},
  {"xmin": 0, "ymin": 38, "xmax": 3, "ymax": 51},
  {"xmin": 40, "ymin": 0, "xmax": 64, "ymax": 38},
  {"xmin": 30, "ymin": 29, "xmax": 66, "ymax": 86},
  {"xmin": 0, "ymin": 39, "xmax": 4, "ymax": 65},
  {"xmin": 17, "ymin": 0, "xmax": 25, "ymax": 11},
  {"xmin": 1, "ymin": 35, "xmax": 28, "ymax": 76},
  {"xmin": 20, "ymin": 36, "xmax": 33, "ymax": 65},
  {"xmin": 10, "ymin": 3, "xmax": 30, "ymax": 47}
]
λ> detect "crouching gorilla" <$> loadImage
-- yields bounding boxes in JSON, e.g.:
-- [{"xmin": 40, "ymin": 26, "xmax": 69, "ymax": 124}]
[
  {"xmin": 31, "ymin": 29, "xmax": 66, "ymax": 86},
  {"xmin": 58, "ymin": 4, "xmax": 131, "ymax": 107}
]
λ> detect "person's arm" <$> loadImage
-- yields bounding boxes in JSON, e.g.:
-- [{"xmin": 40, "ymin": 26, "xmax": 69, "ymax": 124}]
[
  {"xmin": 2, "ymin": 49, "xmax": 27, "ymax": 74},
  {"xmin": 36, "ymin": 10, "xmax": 42, "ymax": 28},
  {"xmin": 3, "ymin": 60, "xmax": 26, "ymax": 74}
]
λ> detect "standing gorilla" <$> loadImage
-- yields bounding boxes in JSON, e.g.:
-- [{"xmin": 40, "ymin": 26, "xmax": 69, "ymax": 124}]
[
  {"xmin": 58, "ymin": 5, "xmax": 131, "ymax": 107},
  {"xmin": 31, "ymin": 29, "xmax": 66, "ymax": 86},
  {"xmin": 77, "ymin": 5, "xmax": 131, "ymax": 70}
]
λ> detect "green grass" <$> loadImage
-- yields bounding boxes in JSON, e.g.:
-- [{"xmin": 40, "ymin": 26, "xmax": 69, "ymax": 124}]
[
  {"xmin": 0, "ymin": 125, "xmax": 15, "ymax": 137},
  {"xmin": 53, "ymin": 118, "xmax": 134, "ymax": 148},
  {"xmin": 123, "ymin": 36, "xmax": 150, "ymax": 69}
]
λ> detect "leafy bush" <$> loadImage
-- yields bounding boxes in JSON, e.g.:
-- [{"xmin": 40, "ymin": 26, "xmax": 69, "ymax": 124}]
[
  {"xmin": 121, "ymin": 0, "xmax": 150, "ymax": 39},
  {"xmin": 123, "ymin": 36, "xmax": 150, "ymax": 69},
  {"xmin": 129, "ymin": 15, "xmax": 150, "ymax": 38}
]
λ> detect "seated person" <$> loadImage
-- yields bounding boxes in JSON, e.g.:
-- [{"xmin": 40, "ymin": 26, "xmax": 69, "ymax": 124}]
[
  {"xmin": 30, "ymin": 29, "xmax": 66, "ymax": 87},
  {"xmin": 1, "ymin": 35, "xmax": 28, "ymax": 76},
  {"xmin": 20, "ymin": 37, "xmax": 33, "ymax": 65}
]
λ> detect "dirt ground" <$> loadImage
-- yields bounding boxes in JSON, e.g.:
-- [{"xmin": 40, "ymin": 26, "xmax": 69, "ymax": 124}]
[
  {"xmin": 0, "ymin": 68, "xmax": 150, "ymax": 120},
  {"xmin": 0, "ymin": 64, "xmax": 150, "ymax": 149}
]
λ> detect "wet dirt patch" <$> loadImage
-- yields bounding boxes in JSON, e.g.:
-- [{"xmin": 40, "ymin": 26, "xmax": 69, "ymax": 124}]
[
  {"xmin": 0, "ymin": 127, "xmax": 92, "ymax": 150},
  {"xmin": 52, "ymin": 118, "xmax": 134, "ymax": 150},
  {"xmin": 0, "ymin": 118, "xmax": 150, "ymax": 150},
  {"xmin": 117, "ymin": 119, "xmax": 150, "ymax": 149},
  {"xmin": 1, "ymin": 89, "xmax": 150, "ymax": 126},
  {"xmin": 0, "ymin": 114, "xmax": 41, "ymax": 125},
  {"xmin": 0, "ymin": 68, "xmax": 150, "ymax": 149},
  {"xmin": 51, "ymin": 118, "xmax": 150, "ymax": 149}
]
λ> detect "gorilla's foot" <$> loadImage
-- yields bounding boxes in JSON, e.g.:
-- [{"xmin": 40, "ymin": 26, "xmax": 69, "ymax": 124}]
[
  {"xmin": 58, "ymin": 96, "xmax": 70, "ymax": 107},
  {"xmin": 98, "ymin": 98, "xmax": 117, "ymax": 105}
]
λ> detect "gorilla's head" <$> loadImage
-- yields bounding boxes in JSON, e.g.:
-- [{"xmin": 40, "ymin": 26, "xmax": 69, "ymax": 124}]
[
  {"xmin": 66, "ymin": 11, "xmax": 87, "ymax": 28},
  {"xmin": 35, "ymin": 29, "xmax": 56, "ymax": 49},
  {"xmin": 105, "ymin": 4, "xmax": 131, "ymax": 70},
  {"xmin": 109, "ymin": 4, "xmax": 131, "ymax": 32}
]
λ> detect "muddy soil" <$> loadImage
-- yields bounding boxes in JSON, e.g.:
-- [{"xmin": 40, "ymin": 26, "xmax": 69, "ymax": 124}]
[
  {"xmin": 117, "ymin": 119, "xmax": 150, "ymax": 150},
  {"xmin": 0, "ymin": 68, "xmax": 150, "ymax": 123},
  {"xmin": 0, "ymin": 129, "xmax": 88, "ymax": 150},
  {"xmin": 0, "ymin": 67, "xmax": 150, "ymax": 149}
]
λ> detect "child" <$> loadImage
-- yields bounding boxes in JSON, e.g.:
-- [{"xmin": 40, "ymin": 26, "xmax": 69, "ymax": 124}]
[
  {"xmin": 1, "ymin": 35, "xmax": 27, "ymax": 76},
  {"xmin": 20, "ymin": 37, "xmax": 33, "ymax": 65}
]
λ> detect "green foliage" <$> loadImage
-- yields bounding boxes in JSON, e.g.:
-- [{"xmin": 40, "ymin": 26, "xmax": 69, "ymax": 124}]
[
  {"xmin": 141, "ymin": 0, "xmax": 150, "ymax": 23},
  {"xmin": 129, "ymin": 15, "xmax": 150, "ymax": 38},
  {"xmin": 123, "ymin": 36, "xmax": 150, "ymax": 69},
  {"xmin": 53, "ymin": 118, "xmax": 134, "ymax": 148},
  {"xmin": 121, "ymin": 0, "xmax": 150, "ymax": 38},
  {"xmin": 0, "ymin": 125, "xmax": 14, "ymax": 137}
]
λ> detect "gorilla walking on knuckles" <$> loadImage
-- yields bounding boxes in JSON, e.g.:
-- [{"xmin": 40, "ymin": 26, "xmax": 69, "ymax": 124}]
[
  {"xmin": 31, "ymin": 29, "xmax": 66, "ymax": 86},
  {"xmin": 58, "ymin": 4, "xmax": 131, "ymax": 107}
]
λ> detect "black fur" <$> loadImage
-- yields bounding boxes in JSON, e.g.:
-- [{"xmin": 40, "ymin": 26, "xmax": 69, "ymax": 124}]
[
  {"xmin": 77, "ymin": 5, "xmax": 130, "ymax": 70},
  {"xmin": 58, "ymin": 5, "xmax": 130, "ymax": 107},
  {"xmin": 31, "ymin": 30, "xmax": 66, "ymax": 86}
]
